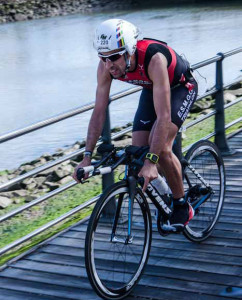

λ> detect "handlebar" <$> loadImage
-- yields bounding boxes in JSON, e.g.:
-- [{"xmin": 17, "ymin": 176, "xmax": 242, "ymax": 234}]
[{"xmin": 76, "ymin": 144, "xmax": 149, "ymax": 182}]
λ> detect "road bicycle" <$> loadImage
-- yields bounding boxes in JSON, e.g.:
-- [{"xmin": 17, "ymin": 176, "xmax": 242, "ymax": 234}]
[{"xmin": 77, "ymin": 138, "xmax": 225, "ymax": 299}]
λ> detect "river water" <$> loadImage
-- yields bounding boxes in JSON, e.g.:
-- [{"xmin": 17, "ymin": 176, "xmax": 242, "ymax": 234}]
[{"xmin": 0, "ymin": 2, "xmax": 242, "ymax": 171}]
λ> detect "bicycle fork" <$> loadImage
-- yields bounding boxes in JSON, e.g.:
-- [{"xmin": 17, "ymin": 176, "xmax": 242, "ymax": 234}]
[{"xmin": 110, "ymin": 176, "xmax": 137, "ymax": 245}]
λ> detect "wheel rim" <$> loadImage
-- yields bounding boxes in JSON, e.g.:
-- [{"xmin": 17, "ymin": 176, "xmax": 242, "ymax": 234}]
[
  {"xmin": 184, "ymin": 145, "xmax": 225, "ymax": 238},
  {"xmin": 89, "ymin": 186, "xmax": 150, "ymax": 297}
]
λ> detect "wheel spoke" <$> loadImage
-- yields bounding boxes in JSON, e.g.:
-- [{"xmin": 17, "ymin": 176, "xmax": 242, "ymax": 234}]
[
  {"xmin": 183, "ymin": 141, "xmax": 225, "ymax": 242},
  {"xmin": 85, "ymin": 182, "xmax": 151, "ymax": 299}
]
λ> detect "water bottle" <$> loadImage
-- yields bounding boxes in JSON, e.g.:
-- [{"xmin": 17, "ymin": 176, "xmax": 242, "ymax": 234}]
[
  {"xmin": 146, "ymin": 174, "xmax": 173, "ymax": 218},
  {"xmin": 150, "ymin": 174, "xmax": 171, "ymax": 195}
]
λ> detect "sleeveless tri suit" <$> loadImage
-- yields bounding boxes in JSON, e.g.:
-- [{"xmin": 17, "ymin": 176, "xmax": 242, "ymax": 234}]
[{"xmin": 116, "ymin": 38, "xmax": 198, "ymax": 130}]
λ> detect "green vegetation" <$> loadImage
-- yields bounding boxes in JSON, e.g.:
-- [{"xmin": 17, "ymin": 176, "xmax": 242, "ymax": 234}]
[
  {"xmin": 0, "ymin": 100, "xmax": 241, "ymax": 267},
  {"xmin": 0, "ymin": 170, "xmax": 9, "ymax": 176},
  {"xmin": 182, "ymin": 101, "xmax": 242, "ymax": 147},
  {"xmin": 0, "ymin": 177, "xmax": 102, "ymax": 266}
]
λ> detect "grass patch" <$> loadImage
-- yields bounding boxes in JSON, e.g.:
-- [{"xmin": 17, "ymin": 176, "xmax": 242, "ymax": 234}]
[
  {"xmin": 0, "ymin": 177, "xmax": 102, "ymax": 266},
  {"xmin": 182, "ymin": 101, "xmax": 242, "ymax": 147},
  {"xmin": 0, "ymin": 170, "xmax": 8, "ymax": 176},
  {"xmin": 0, "ymin": 207, "xmax": 93, "ymax": 267}
]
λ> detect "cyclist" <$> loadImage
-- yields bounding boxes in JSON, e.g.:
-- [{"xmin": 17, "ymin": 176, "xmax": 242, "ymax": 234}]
[{"xmin": 73, "ymin": 19, "xmax": 198, "ymax": 232}]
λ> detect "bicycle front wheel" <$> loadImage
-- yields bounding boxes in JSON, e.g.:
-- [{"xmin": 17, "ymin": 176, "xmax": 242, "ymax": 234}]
[
  {"xmin": 183, "ymin": 140, "xmax": 225, "ymax": 242},
  {"xmin": 85, "ymin": 181, "xmax": 152, "ymax": 299}
]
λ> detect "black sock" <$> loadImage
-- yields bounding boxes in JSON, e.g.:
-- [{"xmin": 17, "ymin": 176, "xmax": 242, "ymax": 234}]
[{"xmin": 173, "ymin": 196, "xmax": 186, "ymax": 206}]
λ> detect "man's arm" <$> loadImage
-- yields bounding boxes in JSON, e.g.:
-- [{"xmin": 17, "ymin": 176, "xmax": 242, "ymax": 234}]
[
  {"xmin": 85, "ymin": 61, "xmax": 112, "ymax": 152},
  {"xmin": 73, "ymin": 61, "xmax": 112, "ymax": 182},
  {"xmin": 138, "ymin": 53, "xmax": 171, "ymax": 191},
  {"xmin": 148, "ymin": 53, "xmax": 171, "ymax": 155}
]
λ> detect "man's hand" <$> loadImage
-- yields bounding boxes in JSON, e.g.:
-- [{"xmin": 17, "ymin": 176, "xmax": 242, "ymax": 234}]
[
  {"xmin": 73, "ymin": 156, "xmax": 92, "ymax": 183},
  {"xmin": 138, "ymin": 160, "xmax": 158, "ymax": 192}
]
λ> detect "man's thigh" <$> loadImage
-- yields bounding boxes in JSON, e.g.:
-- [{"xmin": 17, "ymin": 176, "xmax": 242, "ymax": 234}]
[
  {"xmin": 132, "ymin": 130, "xmax": 150, "ymax": 146},
  {"xmin": 133, "ymin": 121, "xmax": 178, "ymax": 149},
  {"xmin": 132, "ymin": 88, "xmax": 156, "ymax": 133},
  {"xmin": 171, "ymin": 79, "xmax": 198, "ymax": 128},
  {"xmin": 132, "ymin": 88, "xmax": 155, "ymax": 146},
  {"xmin": 148, "ymin": 120, "xmax": 179, "ymax": 151}
]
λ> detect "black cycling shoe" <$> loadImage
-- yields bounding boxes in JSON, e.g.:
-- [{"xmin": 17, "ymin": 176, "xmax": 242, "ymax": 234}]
[{"xmin": 161, "ymin": 201, "xmax": 194, "ymax": 233}]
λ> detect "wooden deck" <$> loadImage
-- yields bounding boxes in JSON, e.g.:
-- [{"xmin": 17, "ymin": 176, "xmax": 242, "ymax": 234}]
[{"xmin": 0, "ymin": 131, "xmax": 241, "ymax": 300}]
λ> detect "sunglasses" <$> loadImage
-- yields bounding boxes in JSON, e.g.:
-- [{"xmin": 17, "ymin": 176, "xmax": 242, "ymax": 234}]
[{"xmin": 98, "ymin": 49, "xmax": 126, "ymax": 63}]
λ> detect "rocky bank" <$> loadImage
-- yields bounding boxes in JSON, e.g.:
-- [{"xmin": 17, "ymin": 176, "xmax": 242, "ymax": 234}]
[
  {"xmin": 0, "ymin": 0, "xmax": 233, "ymax": 24},
  {"xmin": 0, "ymin": 0, "xmax": 138, "ymax": 23}
]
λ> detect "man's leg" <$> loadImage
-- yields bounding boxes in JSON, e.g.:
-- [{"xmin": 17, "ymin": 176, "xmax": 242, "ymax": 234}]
[
  {"xmin": 132, "ymin": 131, "xmax": 150, "ymax": 147},
  {"xmin": 133, "ymin": 122, "xmax": 183, "ymax": 199},
  {"xmin": 132, "ymin": 88, "xmax": 156, "ymax": 147},
  {"xmin": 149, "ymin": 121, "xmax": 184, "ymax": 198}
]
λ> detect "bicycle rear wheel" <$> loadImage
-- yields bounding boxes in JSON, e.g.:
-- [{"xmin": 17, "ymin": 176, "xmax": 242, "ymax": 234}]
[
  {"xmin": 85, "ymin": 181, "xmax": 152, "ymax": 299},
  {"xmin": 183, "ymin": 140, "xmax": 225, "ymax": 242}
]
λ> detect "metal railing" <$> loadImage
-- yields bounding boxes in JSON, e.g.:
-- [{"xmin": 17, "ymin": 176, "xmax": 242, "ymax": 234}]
[{"xmin": 0, "ymin": 47, "xmax": 241, "ymax": 257}]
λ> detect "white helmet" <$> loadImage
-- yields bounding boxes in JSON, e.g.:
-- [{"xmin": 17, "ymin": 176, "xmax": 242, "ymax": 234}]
[{"xmin": 93, "ymin": 19, "xmax": 140, "ymax": 55}]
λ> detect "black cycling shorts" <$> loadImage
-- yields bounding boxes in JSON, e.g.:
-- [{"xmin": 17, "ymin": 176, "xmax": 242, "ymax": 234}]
[{"xmin": 133, "ymin": 79, "xmax": 198, "ymax": 131}]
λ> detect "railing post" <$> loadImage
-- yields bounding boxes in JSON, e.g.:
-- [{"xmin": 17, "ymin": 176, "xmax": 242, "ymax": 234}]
[
  {"xmin": 101, "ymin": 105, "xmax": 114, "ymax": 192},
  {"xmin": 214, "ymin": 53, "xmax": 233, "ymax": 155}
]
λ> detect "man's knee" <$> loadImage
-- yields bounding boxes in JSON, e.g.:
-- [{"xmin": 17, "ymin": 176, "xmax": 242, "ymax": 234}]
[{"xmin": 159, "ymin": 148, "xmax": 173, "ymax": 163}]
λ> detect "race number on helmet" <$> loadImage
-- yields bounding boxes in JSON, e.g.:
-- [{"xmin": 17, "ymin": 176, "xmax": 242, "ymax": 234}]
[{"xmin": 93, "ymin": 19, "xmax": 140, "ymax": 55}]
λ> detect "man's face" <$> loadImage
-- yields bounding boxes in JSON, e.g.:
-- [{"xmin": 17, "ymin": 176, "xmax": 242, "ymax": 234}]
[{"xmin": 99, "ymin": 49, "xmax": 127, "ymax": 78}]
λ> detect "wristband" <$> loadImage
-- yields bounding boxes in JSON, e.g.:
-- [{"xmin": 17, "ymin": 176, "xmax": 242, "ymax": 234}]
[
  {"xmin": 145, "ymin": 152, "xmax": 159, "ymax": 164},
  {"xmin": 84, "ymin": 151, "xmax": 92, "ymax": 158}
]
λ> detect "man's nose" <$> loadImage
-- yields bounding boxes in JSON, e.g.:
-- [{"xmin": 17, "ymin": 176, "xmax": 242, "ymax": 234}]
[{"xmin": 105, "ymin": 59, "xmax": 113, "ymax": 69}]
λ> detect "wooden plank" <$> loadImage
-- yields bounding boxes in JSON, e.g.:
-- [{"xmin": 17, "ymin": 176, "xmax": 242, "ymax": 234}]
[
  {"xmin": 0, "ymin": 288, "xmax": 69, "ymax": 300},
  {"xmin": 131, "ymin": 285, "xmax": 236, "ymax": 300},
  {"xmin": 2, "ymin": 266, "xmax": 238, "ymax": 300},
  {"xmin": 0, "ymin": 268, "xmax": 92, "ymax": 292},
  {"xmin": 19, "ymin": 248, "xmax": 242, "ymax": 276},
  {"xmin": 0, "ymin": 277, "xmax": 100, "ymax": 300},
  {"xmin": 50, "ymin": 230, "xmax": 242, "ymax": 248},
  {"xmin": 27, "ymin": 245, "xmax": 242, "ymax": 267},
  {"xmin": 40, "ymin": 239, "xmax": 242, "ymax": 258},
  {"xmin": 68, "ymin": 217, "xmax": 242, "ymax": 233},
  {"xmin": 0, "ymin": 267, "xmax": 236, "ymax": 298},
  {"xmin": 62, "ymin": 225, "xmax": 242, "ymax": 240},
  {"xmin": 10, "ymin": 259, "xmax": 242, "ymax": 288},
  {"xmin": 5, "ymin": 260, "xmax": 241, "ymax": 300},
  {"xmin": 7, "ymin": 260, "xmax": 86, "ymax": 277}
]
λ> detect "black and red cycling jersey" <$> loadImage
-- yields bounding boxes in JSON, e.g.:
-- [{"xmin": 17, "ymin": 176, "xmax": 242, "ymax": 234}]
[{"xmin": 117, "ymin": 38, "xmax": 191, "ymax": 89}]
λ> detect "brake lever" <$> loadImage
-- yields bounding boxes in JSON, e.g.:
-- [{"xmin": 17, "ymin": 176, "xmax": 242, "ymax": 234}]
[
  {"xmin": 76, "ymin": 167, "xmax": 93, "ymax": 184},
  {"xmin": 80, "ymin": 179, "xmax": 89, "ymax": 184}
]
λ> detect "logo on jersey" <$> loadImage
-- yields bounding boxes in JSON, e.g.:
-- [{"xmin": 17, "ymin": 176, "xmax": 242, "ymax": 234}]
[
  {"xmin": 127, "ymin": 79, "xmax": 152, "ymax": 86},
  {"xmin": 138, "ymin": 64, "xmax": 144, "ymax": 77},
  {"xmin": 177, "ymin": 89, "xmax": 196, "ymax": 121}
]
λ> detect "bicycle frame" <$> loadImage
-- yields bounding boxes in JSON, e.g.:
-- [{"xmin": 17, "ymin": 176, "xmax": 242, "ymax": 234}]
[{"xmin": 80, "ymin": 141, "xmax": 215, "ymax": 242}]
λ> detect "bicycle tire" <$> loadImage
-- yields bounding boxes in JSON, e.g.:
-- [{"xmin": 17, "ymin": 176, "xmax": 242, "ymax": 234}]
[
  {"xmin": 183, "ymin": 140, "xmax": 225, "ymax": 242},
  {"xmin": 85, "ymin": 180, "xmax": 152, "ymax": 299}
]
